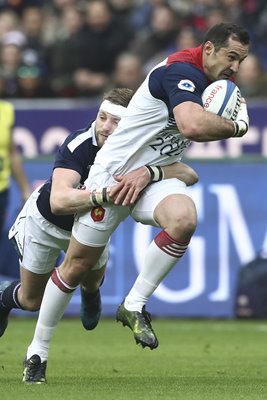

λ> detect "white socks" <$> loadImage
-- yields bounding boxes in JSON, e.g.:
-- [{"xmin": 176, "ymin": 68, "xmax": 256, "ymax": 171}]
[
  {"xmin": 27, "ymin": 271, "xmax": 76, "ymax": 362},
  {"xmin": 125, "ymin": 231, "xmax": 189, "ymax": 313}
]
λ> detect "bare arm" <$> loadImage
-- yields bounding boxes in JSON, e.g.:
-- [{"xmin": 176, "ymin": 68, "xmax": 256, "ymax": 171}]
[
  {"xmin": 10, "ymin": 142, "xmax": 31, "ymax": 203},
  {"xmin": 174, "ymin": 101, "xmax": 236, "ymax": 141},
  {"xmin": 162, "ymin": 162, "xmax": 198, "ymax": 186},
  {"xmin": 50, "ymin": 168, "xmax": 93, "ymax": 215}
]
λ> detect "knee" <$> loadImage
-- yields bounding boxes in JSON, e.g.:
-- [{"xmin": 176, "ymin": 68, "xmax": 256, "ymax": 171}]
[
  {"xmin": 20, "ymin": 295, "xmax": 42, "ymax": 312},
  {"xmin": 159, "ymin": 199, "xmax": 197, "ymax": 238},
  {"xmin": 59, "ymin": 257, "xmax": 95, "ymax": 287},
  {"xmin": 172, "ymin": 210, "xmax": 197, "ymax": 235}
]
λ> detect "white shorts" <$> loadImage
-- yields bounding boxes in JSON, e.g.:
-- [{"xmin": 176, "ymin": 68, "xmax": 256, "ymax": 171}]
[
  {"xmin": 73, "ymin": 164, "xmax": 191, "ymax": 247},
  {"xmin": 9, "ymin": 188, "xmax": 109, "ymax": 274}
]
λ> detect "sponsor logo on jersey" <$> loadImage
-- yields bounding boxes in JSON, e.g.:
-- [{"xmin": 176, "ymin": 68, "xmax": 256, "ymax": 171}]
[
  {"xmin": 177, "ymin": 79, "xmax": 196, "ymax": 92},
  {"xmin": 91, "ymin": 206, "xmax": 105, "ymax": 222}
]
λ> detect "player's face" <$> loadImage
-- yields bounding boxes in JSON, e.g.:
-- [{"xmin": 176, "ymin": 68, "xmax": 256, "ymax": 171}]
[
  {"xmin": 203, "ymin": 37, "xmax": 249, "ymax": 82},
  {"xmin": 95, "ymin": 110, "xmax": 121, "ymax": 147}
]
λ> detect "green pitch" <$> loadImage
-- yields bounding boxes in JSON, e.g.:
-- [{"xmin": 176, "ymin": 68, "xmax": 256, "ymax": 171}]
[{"xmin": 1, "ymin": 317, "xmax": 267, "ymax": 399}]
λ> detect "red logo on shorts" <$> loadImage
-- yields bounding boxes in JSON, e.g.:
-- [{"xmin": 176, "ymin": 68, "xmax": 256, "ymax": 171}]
[{"xmin": 91, "ymin": 206, "xmax": 105, "ymax": 222}]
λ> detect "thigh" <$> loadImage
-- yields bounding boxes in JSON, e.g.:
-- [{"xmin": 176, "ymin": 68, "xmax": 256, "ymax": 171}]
[
  {"xmin": 131, "ymin": 178, "xmax": 192, "ymax": 226},
  {"xmin": 73, "ymin": 205, "xmax": 129, "ymax": 246},
  {"xmin": 9, "ymin": 194, "xmax": 70, "ymax": 274}
]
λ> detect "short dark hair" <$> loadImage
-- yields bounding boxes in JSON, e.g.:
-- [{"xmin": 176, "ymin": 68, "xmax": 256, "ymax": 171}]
[
  {"xmin": 203, "ymin": 23, "xmax": 250, "ymax": 51},
  {"xmin": 103, "ymin": 88, "xmax": 134, "ymax": 107}
]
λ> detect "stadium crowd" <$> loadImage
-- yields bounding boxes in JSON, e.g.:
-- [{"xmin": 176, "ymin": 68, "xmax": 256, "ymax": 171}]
[{"xmin": 0, "ymin": 0, "xmax": 267, "ymax": 99}]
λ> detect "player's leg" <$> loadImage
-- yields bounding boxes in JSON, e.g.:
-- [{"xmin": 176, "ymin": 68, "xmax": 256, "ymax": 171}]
[
  {"xmin": 0, "ymin": 192, "xmax": 68, "ymax": 338},
  {"xmin": 19, "ymin": 268, "xmax": 51, "ymax": 310},
  {"xmin": 0, "ymin": 194, "xmax": 30, "ymax": 336},
  {"xmin": 24, "ymin": 234, "xmax": 105, "ymax": 384},
  {"xmin": 80, "ymin": 265, "xmax": 106, "ymax": 330},
  {"xmin": 79, "ymin": 240, "xmax": 109, "ymax": 330},
  {"xmin": 23, "ymin": 202, "xmax": 128, "ymax": 384},
  {"xmin": 117, "ymin": 179, "xmax": 197, "ymax": 349},
  {"xmin": 0, "ymin": 268, "xmax": 51, "ymax": 337}
]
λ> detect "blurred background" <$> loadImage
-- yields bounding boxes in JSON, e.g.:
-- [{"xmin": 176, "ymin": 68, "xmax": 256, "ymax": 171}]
[{"xmin": 0, "ymin": 0, "xmax": 267, "ymax": 319}]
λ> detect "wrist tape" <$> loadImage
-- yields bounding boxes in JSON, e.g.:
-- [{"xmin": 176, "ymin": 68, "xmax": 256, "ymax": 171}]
[
  {"xmin": 145, "ymin": 165, "xmax": 164, "ymax": 182},
  {"xmin": 232, "ymin": 120, "xmax": 248, "ymax": 137},
  {"xmin": 89, "ymin": 188, "xmax": 109, "ymax": 207}
]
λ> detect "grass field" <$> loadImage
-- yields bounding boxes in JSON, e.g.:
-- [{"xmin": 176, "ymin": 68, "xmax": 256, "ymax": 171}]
[{"xmin": 1, "ymin": 317, "xmax": 267, "ymax": 399}]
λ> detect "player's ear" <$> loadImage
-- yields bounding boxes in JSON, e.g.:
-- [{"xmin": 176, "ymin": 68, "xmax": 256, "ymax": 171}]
[{"xmin": 203, "ymin": 41, "xmax": 214, "ymax": 55}]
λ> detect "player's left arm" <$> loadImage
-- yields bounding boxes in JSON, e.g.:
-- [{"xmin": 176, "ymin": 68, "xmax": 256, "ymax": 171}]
[
  {"xmin": 161, "ymin": 162, "xmax": 198, "ymax": 186},
  {"xmin": 109, "ymin": 161, "xmax": 198, "ymax": 206},
  {"xmin": 10, "ymin": 141, "xmax": 32, "ymax": 203}
]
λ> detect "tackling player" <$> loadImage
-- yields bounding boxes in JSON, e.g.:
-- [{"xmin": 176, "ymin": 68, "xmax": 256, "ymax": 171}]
[{"xmin": 0, "ymin": 88, "xmax": 134, "ymax": 340}]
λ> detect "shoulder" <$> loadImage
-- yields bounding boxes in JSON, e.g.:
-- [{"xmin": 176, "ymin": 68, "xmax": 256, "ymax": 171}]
[{"xmin": 63, "ymin": 123, "xmax": 94, "ymax": 154}]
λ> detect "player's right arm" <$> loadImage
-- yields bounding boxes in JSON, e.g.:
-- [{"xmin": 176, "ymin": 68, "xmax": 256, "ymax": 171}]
[
  {"xmin": 50, "ymin": 168, "xmax": 91, "ymax": 215},
  {"xmin": 173, "ymin": 99, "xmax": 248, "ymax": 141},
  {"xmin": 164, "ymin": 63, "xmax": 249, "ymax": 142}
]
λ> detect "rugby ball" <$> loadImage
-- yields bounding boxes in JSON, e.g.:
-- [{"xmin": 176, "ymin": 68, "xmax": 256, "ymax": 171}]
[{"xmin": 201, "ymin": 80, "xmax": 241, "ymax": 121}]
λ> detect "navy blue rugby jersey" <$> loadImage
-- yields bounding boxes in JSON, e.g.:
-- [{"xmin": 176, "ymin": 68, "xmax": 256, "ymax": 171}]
[{"xmin": 36, "ymin": 121, "xmax": 99, "ymax": 231}]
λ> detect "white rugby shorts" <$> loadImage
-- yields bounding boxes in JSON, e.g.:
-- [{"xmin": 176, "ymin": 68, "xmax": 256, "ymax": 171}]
[
  {"xmin": 8, "ymin": 187, "xmax": 109, "ymax": 274},
  {"xmin": 72, "ymin": 164, "xmax": 191, "ymax": 247}
]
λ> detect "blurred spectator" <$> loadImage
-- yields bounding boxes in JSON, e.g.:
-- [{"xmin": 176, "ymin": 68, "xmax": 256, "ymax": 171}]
[
  {"xmin": 20, "ymin": 6, "xmax": 49, "ymax": 69},
  {"xmin": 108, "ymin": 52, "xmax": 145, "ymax": 92},
  {"xmin": 47, "ymin": 0, "xmax": 82, "ymax": 16},
  {"xmin": 220, "ymin": 0, "xmax": 242, "ymax": 23},
  {"xmin": 0, "ymin": 42, "xmax": 23, "ymax": 97},
  {"xmin": 204, "ymin": 6, "xmax": 229, "ymax": 30},
  {"xmin": 187, "ymin": 4, "xmax": 229, "ymax": 38},
  {"xmin": 0, "ymin": 9, "xmax": 19, "ymax": 41},
  {"xmin": 130, "ymin": 0, "xmax": 170, "ymax": 31},
  {"xmin": 239, "ymin": 0, "xmax": 267, "ymax": 70},
  {"xmin": 0, "ymin": 100, "xmax": 31, "ymax": 238},
  {"xmin": 236, "ymin": 53, "xmax": 267, "ymax": 99},
  {"xmin": 175, "ymin": 27, "xmax": 200, "ymax": 51},
  {"xmin": 108, "ymin": 0, "xmax": 136, "ymax": 25},
  {"xmin": 72, "ymin": 0, "xmax": 134, "ymax": 97},
  {"xmin": 15, "ymin": 62, "xmax": 55, "ymax": 98},
  {"xmin": 132, "ymin": 3, "xmax": 180, "ymax": 67},
  {"xmin": 47, "ymin": 5, "xmax": 84, "ymax": 96},
  {"xmin": 0, "ymin": 0, "xmax": 44, "ymax": 15}
]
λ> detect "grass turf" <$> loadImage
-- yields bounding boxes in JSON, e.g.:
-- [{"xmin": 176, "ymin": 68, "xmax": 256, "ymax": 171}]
[{"xmin": 1, "ymin": 317, "xmax": 267, "ymax": 399}]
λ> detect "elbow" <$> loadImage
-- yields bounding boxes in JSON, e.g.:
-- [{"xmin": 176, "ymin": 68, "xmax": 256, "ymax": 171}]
[
  {"xmin": 50, "ymin": 195, "xmax": 63, "ymax": 215},
  {"xmin": 187, "ymin": 173, "xmax": 199, "ymax": 186},
  {"xmin": 179, "ymin": 122, "xmax": 203, "ymax": 142}
]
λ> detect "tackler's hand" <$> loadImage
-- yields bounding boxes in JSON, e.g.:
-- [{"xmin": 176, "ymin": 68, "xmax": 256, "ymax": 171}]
[{"xmin": 109, "ymin": 166, "xmax": 151, "ymax": 206}]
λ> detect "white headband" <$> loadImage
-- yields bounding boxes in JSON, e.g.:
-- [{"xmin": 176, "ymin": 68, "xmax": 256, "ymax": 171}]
[{"xmin": 99, "ymin": 100, "xmax": 127, "ymax": 118}]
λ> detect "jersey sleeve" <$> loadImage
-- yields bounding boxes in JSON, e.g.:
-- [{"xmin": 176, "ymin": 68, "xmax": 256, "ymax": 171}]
[{"xmin": 162, "ymin": 63, "xmax": 209, "ymax": 111}]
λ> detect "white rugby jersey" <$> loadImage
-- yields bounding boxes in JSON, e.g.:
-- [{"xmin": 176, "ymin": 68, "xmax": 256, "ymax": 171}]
[{"xmin": 93, "ymin": 46, "xmax": 209, "ymax": 176}]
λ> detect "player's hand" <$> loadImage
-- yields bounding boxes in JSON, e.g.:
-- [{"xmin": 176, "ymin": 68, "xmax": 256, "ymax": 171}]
[
  {"xmin": 233, "ymin": 98, "xmax": 249, "ymax": 137},
  {"xmin": 109, "ymin": 166, "xmax": 151, "ymax": 206}
]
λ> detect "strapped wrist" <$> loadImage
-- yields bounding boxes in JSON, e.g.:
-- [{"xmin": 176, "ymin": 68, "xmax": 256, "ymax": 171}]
[
  {"xmin": 88, "ymin": 188, "xmax": 109, "ymax": 207},
  {"xmin": 145, "ymin": 165, "xmax": 164, "ymax": 182},
  {"xmin": 232, "ymin": 120, "xmax": 248, "ymax": 138}
]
